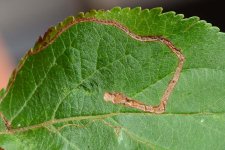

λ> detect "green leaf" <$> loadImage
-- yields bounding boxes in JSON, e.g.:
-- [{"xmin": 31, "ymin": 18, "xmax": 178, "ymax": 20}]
[{"xmin": 1, "ymin": 7, "xmax": 225, "ymax": 149}]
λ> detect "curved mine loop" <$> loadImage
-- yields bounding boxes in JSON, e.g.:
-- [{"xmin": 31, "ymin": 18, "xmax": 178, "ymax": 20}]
[
  {"xmin": 103, "ymin": 32, "xmax": 185, "ymax": 114},
  {"xmin": 0, "ymin": 17, "xmax": 185, "ymax": 133}
]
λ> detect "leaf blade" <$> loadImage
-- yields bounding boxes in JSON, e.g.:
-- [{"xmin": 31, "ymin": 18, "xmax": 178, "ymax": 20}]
[{"xmin": 1, "ymin": 7, "xmax": 225, "ymax": 150}]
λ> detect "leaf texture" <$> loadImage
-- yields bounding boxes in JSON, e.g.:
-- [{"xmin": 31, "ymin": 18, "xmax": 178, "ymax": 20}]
[{"xmin": 0, "ymin": 7, "xmax": 225, "ymax": 150}]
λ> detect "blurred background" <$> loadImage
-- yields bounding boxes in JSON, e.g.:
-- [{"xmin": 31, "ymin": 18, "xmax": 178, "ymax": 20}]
[{"xmin": 0, "ymin": 0, "xmax": 224, "ymax": 88}]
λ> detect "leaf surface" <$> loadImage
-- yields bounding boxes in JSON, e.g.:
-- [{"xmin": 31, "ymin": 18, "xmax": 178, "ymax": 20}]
[{"xmin": 1, "ymin": 7, "xmax": 225, "ymax": 150}]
